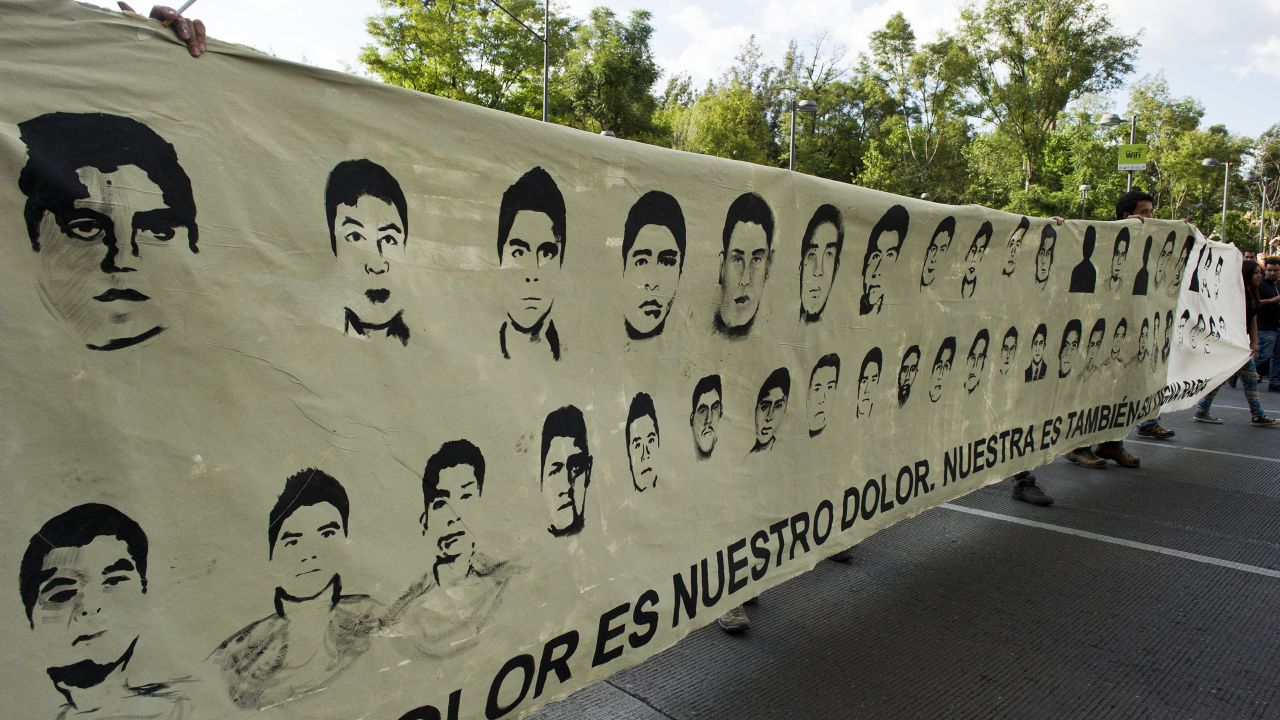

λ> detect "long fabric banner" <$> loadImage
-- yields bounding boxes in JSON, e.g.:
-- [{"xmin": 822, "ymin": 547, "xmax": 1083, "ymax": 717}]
[{"xmin": 0, "ymin": 3, "xmax": 1244, "ymax": 719}]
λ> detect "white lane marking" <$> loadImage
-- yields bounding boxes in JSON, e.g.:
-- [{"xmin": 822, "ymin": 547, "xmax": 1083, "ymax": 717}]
[
  {"xmin": 940, "ymin": 503, "xmax": 1280, "ymax": 579},
  {"xmin": 1126, "ymin": 439, "xmax": 1280, "ymax": 464}
]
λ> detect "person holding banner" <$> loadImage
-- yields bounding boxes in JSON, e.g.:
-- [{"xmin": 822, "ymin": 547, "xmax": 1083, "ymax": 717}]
[{"xmin": 117, "ymin": 3, "xmax": 207, "ymax": 57}]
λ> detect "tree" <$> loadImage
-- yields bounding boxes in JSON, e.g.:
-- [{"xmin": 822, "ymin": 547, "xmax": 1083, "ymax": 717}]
[
  {"xmin": 677, "ymin": 81, "xmax": 772, "ymax": 164},
  {"xmin": 360, "ymin": 0, "xmax": 575, "ymax": 119},
  {"xmin": 957, "ymin": 0, "xmax": 1139, "ymax": 189},
  {"xmin": 560, "ymin": 8, "xmax": 660, "ymax": 138}
]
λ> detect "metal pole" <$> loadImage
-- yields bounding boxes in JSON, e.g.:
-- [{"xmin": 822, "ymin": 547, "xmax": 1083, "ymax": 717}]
[
  {"xmin": 1261, "ymin": 180, "xmax": 1267, "ymax": 255},
  {"xmin": 542, "ymin": 0, "xmax": 548, "ymax": 122},
  {"xmin": 1127, "ymin": 115, "xmax": 1136, "ymax": 192},
  {"xmin": 1221, "ymin": 162, "xmax": 1230, "ymax": 242},
  {"xmin": 788, "ymin": 99, "xmax": 797, "ymax": 171}
]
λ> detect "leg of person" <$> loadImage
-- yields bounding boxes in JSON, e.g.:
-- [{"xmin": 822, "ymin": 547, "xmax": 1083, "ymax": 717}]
[
  {"xmin": 1094, "ymin": 440, "xmax": 1139, "ymax": 468},
  {"xmin": 1194, "ymin": 383, "xmax": 1225, "ymax": 423},
  {"xmin": 1065, "ymin": 445, "xmax": 1106, "ymax": 468},
  {"xmin": 1241, "ymin": 358, "xmax": 1279, "ymax": 427},
  {"xmin": 718, "ymin": 604, "xmax": 750, "ymax": 633},
  {"xmin": 1135, "ymin": 415, "xmax": 1175, "ymax": 439},
  {"xmin": 1011, "ymin": 470, "xmax": 1054, "ymax": 505},
  {"xmin": 1263, "ymin": 330, "xmax": 1280, "ymax": 391},
  {"xmin": 1257, "ymin": 329, "xmax": 1275, "ymax": 380}
]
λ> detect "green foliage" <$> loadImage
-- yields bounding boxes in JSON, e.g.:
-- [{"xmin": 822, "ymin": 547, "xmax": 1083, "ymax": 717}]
[
  {"xmin": 957, "ymin": 0, "xmax": 1139, "ymax": 188},
  {"xmin": 360, "ymin": 0, "xmax": 575, "ymax": 118},
  {"xmin": 560, "ymin": 8, "xmax": 660, "ymax": 138},
  {"xmin": 676, "ymin": 81, "xmax": 772, "ymax": 164}
]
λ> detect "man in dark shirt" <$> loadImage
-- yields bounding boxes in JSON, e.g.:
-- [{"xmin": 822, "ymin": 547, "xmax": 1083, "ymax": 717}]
[{"xmin": 1259, "ymin": 257, "xmax": 1280, "ymax": 391}]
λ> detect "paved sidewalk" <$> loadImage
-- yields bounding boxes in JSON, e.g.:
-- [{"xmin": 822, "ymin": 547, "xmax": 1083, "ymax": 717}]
[{"xmin": 532, "ymin": 405, "xmax": 1280, "ymax": 719}]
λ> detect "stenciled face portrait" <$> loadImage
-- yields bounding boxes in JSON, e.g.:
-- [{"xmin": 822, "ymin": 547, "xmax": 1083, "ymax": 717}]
[
  {"xmin": 30, "ymin": 534, "xmax": 144, "ymax": 672},
  {"xmin": 1111, "ymin": 321, "xmax": 1127, "ymax": 364},
  {"xmin": 807, "ymin": 357, "xmax": 839, "ymax": 436},
  {"xmin": 626, "ymin": 394, "xmax": 660, "ymax": 492},
  {"xmin": 929, "ymin": 340, "xmax": 955, "ymax": 403},
  {"xmin": 799, "ymin": 205, "xmax": 842, "ymax": 322},
  {"xmin": 1059, "ymin": 322, "xmax": 1081, "ymax": 378},
  {"xmin": 1142, "ymin": 320, "xmax": 1155, "ymax": 353},
  {"xmin": 502, "ymin": 210, "xmax": 562, "ymax": 331},
  {"xmin": 857, "ymin": 351, "xmax": 881, "ymax": 417},
  {"xmin": 425, "ymin": 462, "xmax": 481, "ymax": 573},
  {"xmin": 622, "ymin": 191, "xmax": 685, "ymax": 339},
  {"xmin": 1086, "ymin": 324, "xmax": 1105, "ymax": 370},
  {"xmin": 1031, "ymin": 329, "xmax": 1047, "ymax": 365},
  {"xmin": 274, "ymin": 502, "xmax": 344, "ymax": 600},
  {"xmin": 18, "ymin": 113, "xmax": 200, "ymax": 352},
  {"xmin": 1002, "ymin": 219, "xmax": 1029, "ymax": 276},
  {"xmin": 755, "ymin": 387, "xmax": 787, "ymax": 448},
  {"xmin": 920, "ymin": 218, "xmax": 955, "ymax": 288},
  {"xmin": 965, "ymin": 332, "xmax": 989, "ymax": 393},
  {"xmin": 1035, "ymin": 226, "xmax": 1056, "ymax": 287},
  {"xmin": 541, "ymin": 434, "xmax": 591, "ymax": 536},
  {"xmin": 1155, "ymin": 234, "xmax": 1175, "ymax": 287},
  {"xmin": 717, "ymin": 193, "xmax": 774, "ymax": 334},
  {"xmin": 898, "ymin": 347, "xmax": 921, "ymax": 406},
  {"xmin": 1110, "ymin": 235, "xmax": 1129, "ymax": 280},
  {"xmin": 690, "ymin": 377, "xmax": 722, "ymax": 459},
  {"xmin": 999, "ymin": 329, "xmax": 1018, "ymax": 374},
  {"xmin": 960, "ymin": 223, "xmax": 993, "ymax": 298},
  {"xmin": 862, "ymin": 205, "xmax": 907, "ymax": 315},
  {"xmin": 327, "ymin": 159, "xmax": 412, "ymax": 345}
]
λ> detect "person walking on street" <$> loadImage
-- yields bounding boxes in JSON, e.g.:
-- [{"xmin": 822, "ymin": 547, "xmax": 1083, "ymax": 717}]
[
  {"xmin": 1257, "ymin": 257, "xmax": 1280, "ymax": 391},
  {"xmin": 1194, "ymin": 260, "xmax": 1279, "ymax": 427}
]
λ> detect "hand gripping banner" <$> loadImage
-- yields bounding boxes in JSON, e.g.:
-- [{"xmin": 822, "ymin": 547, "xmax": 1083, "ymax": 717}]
[{"xmin": 0, "ymin": 3, "xmax": 1245, "ymax": 719}]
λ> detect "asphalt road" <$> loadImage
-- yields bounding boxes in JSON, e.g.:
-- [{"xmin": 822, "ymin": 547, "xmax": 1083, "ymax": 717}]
[{"xmin": 531, "ymin": 403, "xmax": 1280, "ymax": 720}]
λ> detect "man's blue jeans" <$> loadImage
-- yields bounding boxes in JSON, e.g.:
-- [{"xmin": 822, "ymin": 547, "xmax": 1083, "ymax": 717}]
[{"xmin": 1259, "ymin": 329, "xmax": 1279, "ymax": 387}]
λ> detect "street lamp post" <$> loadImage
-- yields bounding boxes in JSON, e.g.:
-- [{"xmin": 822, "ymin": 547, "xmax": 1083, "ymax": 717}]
[
  {"xmin": 1099, "ymin": 113, "xmax": 1138, "ymax": 191},
  {"xmin": 486, "ymin": 0, "xmax": 549, "ymax": 122},
  {"xmin": 1080, "ymin": 184, "xmax": 1091, "ymax": 219},
  {"xmin": 1248, "ymin": 173, "xmax": 1266, "ymax": 255},
  {"xmin": 789, "ymin": 97, "xmax": 818, "ymax": 172},
  {"xmin": 1202, "ymin": 158, "xmax": 1231, "ymax": 243}
]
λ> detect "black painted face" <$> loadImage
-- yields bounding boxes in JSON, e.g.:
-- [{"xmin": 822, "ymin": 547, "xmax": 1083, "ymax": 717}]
[
  {"xmin": 36, "ymin": 165, "xmax": 190, "ymax": 351},
  {"xmin": 34, "ymin": 536, "xmax": 144, "ymax": 670},
  {"xmin": 337, "ymin": 194, "xmax": 406, "ymax": 322},
  {"xmin": 808, "ymin": 366, "xmax": 838, "ymax": 433},
  {"xmin": 624, "ymin": 224, "xmax": 682, "ymax": 336},
  {"xmin": 691, "ymin": 389, "xmax": 722, "ymax": 456},
  {"xmin": 502, "ymin": 211, "xmax": 561, "ymax": 331}
]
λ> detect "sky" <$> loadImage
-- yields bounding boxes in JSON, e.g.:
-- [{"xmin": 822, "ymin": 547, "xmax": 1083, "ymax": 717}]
[{"xmin": 90, "ymin": 0, "xmax": 1280, "ymax": 137}]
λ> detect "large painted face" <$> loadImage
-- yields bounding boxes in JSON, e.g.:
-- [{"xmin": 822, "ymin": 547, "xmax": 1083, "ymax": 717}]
[
  {"xmin": 718, "ymin": 222, "xmax": 770, "ymax": 329},
  {"xmin": 754, "ymin": 387, "xmax": 787, "ymax": 446},
  {"xmin": 964, "ymin": 234, "xmax": 988, "ymax": 280},
  {"xmin": 800, "ymin": 223, "xmax": 839, "ymax": 318},
  {"xmin": 627, "ymin": 415, "xmax": 659, "ymax": 491},
  {"xmin": 35, "ymin": 165, "xmax": 190, "ymax": 351},
  {"xmin": 1156, "ymin": 239, "xmax": 1174, "ymax": 282},
  {"xmin": 623, "ymin": 224, "xmax": 681, "ymax": 337},
  {"xmin": 32, "ymin": 536, "xmax": 144, "ymax": 670},
  {"xmin": 929, "ymin": 349, "xmax": 953, "ymax": 402},
  {"xmin": 425, "ymin": 464, "xmax": 480, "ymax": 572},
  {"xmin": 1111, "ymin": 238, "xmax": 1128, "ymax": 278},
  {"xmin": 1036, "ymin": 235, "xmax": 1055, "ymax": 283},
  {"xmin": 921, "ymin": 230, "xmax": 952, "ymax": 286},
  {"xmin": 501, "ymin": 211, "xmax": 561, "ymax": 331},
  {"xmin": 1003, "ymin": 225, "xmax": 1027, "ymax": 274},
  {"xmin": 857, "ymin": 362, "xmax": 880, "ymax": 416},
  {"xmin": 863, "ymin": 230, "xmax": 900, "ymax": 309},
  {"xmin": 1112, "ymin": 325, "xmax": 1126, "ymax": 360},
  {"xmin": 541, "ymin": 436, "xmax": 589, "ymax": 533},
  {"xmin": 808, "ymin": 365, "xmax": 838, "ymax": 433},
  {"xmin": 336, "ymin": 194, "xmax": 406, "ymax": 321},
  {"xmin": 999, "ymin": 334, "xmax": 1018, "ymax": 372},
  {"xmin": 690, "ymin": 389, "xmax": 721, "ymax": 456},
  {"xmin": 274, "ymin": 502, "xmax": 344, "ymax": 600},
  {"xmin": 1059, "ymin": 329, "xmax": 1080, "ymax": 376},
  {"xmin": 1141, "ymin": 323, "xmax": 1153, "ymax": 350}
]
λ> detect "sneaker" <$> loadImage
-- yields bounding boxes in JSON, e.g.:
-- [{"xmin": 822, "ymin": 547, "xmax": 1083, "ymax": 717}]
[
  {"xmin": 1135, "ymin": 423, "xmax": 1176, "ymax": 440},
  {"xmin": 1252, "ymin": 415, "xmax": 1279, "ymax": 427},
  {"xmin": 827, "ymin": 549, "xmax": 854, "ymax": 563},
  {"xmin": 717, "ymin": 605, "xmax": 750, "ymax": 633},
  {"xmin": 1095, "ymin": 443, "xmax": 1140, "ymax": 468},
  {"xmin": 1065, "ymin": 448, "xmax": 1106, "ymax": 469},
  {"xmin": 1012, "ymin": 475, "xmax": 1054, "ymax": 506},
  {"xmin": 1193, "ymin": 412, "xmax": 1223, "ymax": 424}
]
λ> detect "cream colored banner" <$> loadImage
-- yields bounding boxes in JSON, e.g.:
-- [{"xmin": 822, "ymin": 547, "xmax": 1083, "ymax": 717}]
[{"xmin": 0, "ymin": 3, "xmax": 1233, "ymax": 719}]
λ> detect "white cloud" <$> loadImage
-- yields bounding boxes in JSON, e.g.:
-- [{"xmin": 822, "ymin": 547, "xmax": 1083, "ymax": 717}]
[{"xmin": 1234, "ymin": 35, "xmax": 1280, "ymax": 78}]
